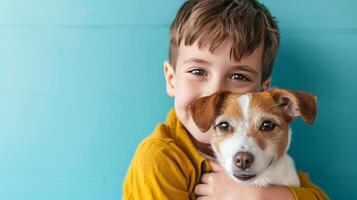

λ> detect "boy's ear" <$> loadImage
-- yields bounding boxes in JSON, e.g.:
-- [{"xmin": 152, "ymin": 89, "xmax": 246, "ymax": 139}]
[
  {"xmin": 164, "ymin": 61, "xmax": 175, "ymax": 97},
  {"xmin": 270, "ymin": 89, "xmax": 318, "ymax": 124},
  {"xmin": 261, "ymin": 77, "xmax": 271, "ymax": 91},
  {"xmin": 190, "ymin": 91, "xmax": 231, "ymax": 132}
]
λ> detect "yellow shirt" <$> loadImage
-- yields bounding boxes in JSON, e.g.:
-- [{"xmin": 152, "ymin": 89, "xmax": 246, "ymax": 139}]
[{"xmin": 123, "ymin": 109, "xmax": 329, "ymax": 199}]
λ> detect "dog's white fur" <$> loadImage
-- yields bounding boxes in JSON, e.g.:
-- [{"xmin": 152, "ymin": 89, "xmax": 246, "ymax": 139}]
[
  {"xmin": 191, "ymin": 89, "xmax": 317, "ymax": 187},
  {"xmin": 214, "ymin": 121, "xmax": 299, "ymax": 187},
  {"xmin": 212, "ymin": 95, "xmax": 300, "ymax": 187}
]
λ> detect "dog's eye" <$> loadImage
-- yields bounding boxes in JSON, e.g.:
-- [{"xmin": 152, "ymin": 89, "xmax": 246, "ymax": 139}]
[
  {"xmin": 216, "ymin": 121, "xmax": 231, "ymax": 132},
  {"xmin": 260, "ymin": 120, "xmax": 276, "ymax": 132}
]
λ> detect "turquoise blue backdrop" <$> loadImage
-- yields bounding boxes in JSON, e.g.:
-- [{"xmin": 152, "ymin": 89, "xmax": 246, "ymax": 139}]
[{"xmin": 0, "ymin": 0, "xmax": 356, "ymax": 199}]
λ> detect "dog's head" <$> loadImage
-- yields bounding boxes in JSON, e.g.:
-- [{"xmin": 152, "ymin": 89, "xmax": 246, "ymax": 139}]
[{"xmin": 190, "ymin": 89, "xmax": 317, "ymax": 182}]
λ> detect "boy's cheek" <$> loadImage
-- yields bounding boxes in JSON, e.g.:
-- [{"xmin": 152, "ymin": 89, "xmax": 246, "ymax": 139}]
[
  {"xmin": 174, "ymin": 86, "xmax": 202, "ymax": 118},
  {"xmin": 175, "ymin": 81, "xmax": 201, "ymax": 100},
  {"xmin": 174, "ymin": 93, "xmax": 194, "ymax": 112}
]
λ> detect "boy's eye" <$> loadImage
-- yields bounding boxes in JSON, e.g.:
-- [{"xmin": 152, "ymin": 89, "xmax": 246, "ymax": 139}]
[
  {"xmin": 188, "ymin": 68, "xmax": 206, "ymax": 76},
  {"xmin": 229, "ymin": 73, "xmax": 250, "ymax": 81}
]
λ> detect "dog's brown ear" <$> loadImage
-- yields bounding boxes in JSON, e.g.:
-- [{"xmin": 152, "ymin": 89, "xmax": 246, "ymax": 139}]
[
  {"xmin": 270, "ymin": 89, "xmax": 318, "ymax": 124},
  {"xmin": 190, "ymin": 91, "xmax": 231, "ymax": 132}
]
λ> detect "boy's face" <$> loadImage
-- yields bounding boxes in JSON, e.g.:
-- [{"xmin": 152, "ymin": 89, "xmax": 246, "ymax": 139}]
[{"xmin": 164, "ymin": 40, "xmax": 271, "ymax": 143}]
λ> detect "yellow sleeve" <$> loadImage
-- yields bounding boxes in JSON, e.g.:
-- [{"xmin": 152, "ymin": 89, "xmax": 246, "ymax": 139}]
[
  {"xmin": 288, "ymin": 172, "xmax": 329, "ymax": 200},
  {"xmin": 122, "ymin": 140, "xmax": 190, "ymax": 200}
]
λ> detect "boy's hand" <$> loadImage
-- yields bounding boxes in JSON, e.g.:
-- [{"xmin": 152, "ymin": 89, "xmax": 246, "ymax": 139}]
[{"xmin": 194, "ymin": 161, "xmax": 296, "ymax": 200}]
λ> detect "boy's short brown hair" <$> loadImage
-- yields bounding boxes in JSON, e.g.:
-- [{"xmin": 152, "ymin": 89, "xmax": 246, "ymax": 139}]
[{"xmin": 169, "ymin": 0, "xmax": 279, "ymax": 82}]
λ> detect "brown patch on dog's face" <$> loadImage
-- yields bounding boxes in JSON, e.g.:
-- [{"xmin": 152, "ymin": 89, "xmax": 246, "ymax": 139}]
[
  {"xmin": 249, "ymin": 91, "xmax": 291, "ymax": 157},
  {"xmin": 247, "ymin": 89, "xmax": 317, "ymax": 158},
  {"xmin": 209, "ymin": 95, "xmax": 242, "ymax": 158}
]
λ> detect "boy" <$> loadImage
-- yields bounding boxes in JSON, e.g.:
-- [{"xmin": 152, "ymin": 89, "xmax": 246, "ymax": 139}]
[{"xmin": 123, "ymin": 0, "xmax": 329, "ymax": 199}]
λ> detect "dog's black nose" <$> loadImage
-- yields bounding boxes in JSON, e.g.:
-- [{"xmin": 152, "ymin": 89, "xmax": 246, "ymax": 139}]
[{"xmin": 234, "ymin": 152, "xmax": 254, "ymax": 170}]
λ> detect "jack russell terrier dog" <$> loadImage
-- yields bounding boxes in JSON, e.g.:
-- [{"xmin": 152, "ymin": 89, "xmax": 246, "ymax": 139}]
[{"xmin": 190, "ymin": 88, "xmax": 317, "ymax": 187}]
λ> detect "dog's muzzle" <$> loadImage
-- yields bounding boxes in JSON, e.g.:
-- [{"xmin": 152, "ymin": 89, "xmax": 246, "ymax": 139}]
[{"xmin": 232, "ymin": 151, "xmax": 256, "ymax": 181}]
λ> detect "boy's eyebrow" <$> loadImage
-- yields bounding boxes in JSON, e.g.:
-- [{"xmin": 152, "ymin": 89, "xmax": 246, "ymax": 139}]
[
  {"xmin": 183, "ymin": 57, "xmax": 258, "ymax": 76},
  {"xmin": 231, "ymin": 65, "xmax": 258, "ymax": 76},
  {"xmin": 183, "ymin": 58, "xmax": 210, "ymax": 65}
]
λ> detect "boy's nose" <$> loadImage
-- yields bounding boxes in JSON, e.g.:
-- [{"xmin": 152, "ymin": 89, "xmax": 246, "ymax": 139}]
[{"xmin": 206, "ymin": 80, "xmax": 226, "ymax": 95}]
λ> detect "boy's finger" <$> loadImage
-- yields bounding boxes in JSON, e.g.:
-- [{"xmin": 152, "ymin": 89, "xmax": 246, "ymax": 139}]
[
  {"xmin": 194, "ymin": 183, "xmax": 209, "ymax": 196},
  {"xmin": 200, "ymin": 173, "xmax": 211, "ymax": 184},
  {"xmin": 209, "ymin": 160, "xmax": 224, "ymax": 172}
]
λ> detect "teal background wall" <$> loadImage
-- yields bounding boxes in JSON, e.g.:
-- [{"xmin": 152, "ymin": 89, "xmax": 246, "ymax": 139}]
[{"xmin": 0, "ymin": 0, "xmax": 356, "ymax": 199}]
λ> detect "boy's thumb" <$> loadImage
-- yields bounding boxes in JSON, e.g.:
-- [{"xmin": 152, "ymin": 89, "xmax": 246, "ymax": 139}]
[{"xmin": 209, "ymin": 160, "xmax": 224, "ymax": 172}]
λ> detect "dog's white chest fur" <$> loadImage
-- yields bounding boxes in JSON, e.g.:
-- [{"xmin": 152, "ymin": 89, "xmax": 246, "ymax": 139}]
[{"xmin": 245, "ymin": 154, "xmax": 300, "ymax": 187}]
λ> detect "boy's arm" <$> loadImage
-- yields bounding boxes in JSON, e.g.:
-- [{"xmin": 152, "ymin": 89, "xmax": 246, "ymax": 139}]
[
  {"xmin": 123, "ymin": 141, "xmax": 190, "ymax": 200},
  {"xmin": 288, "ymin": 172, "xmax": 330, "ymax": 200}
]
